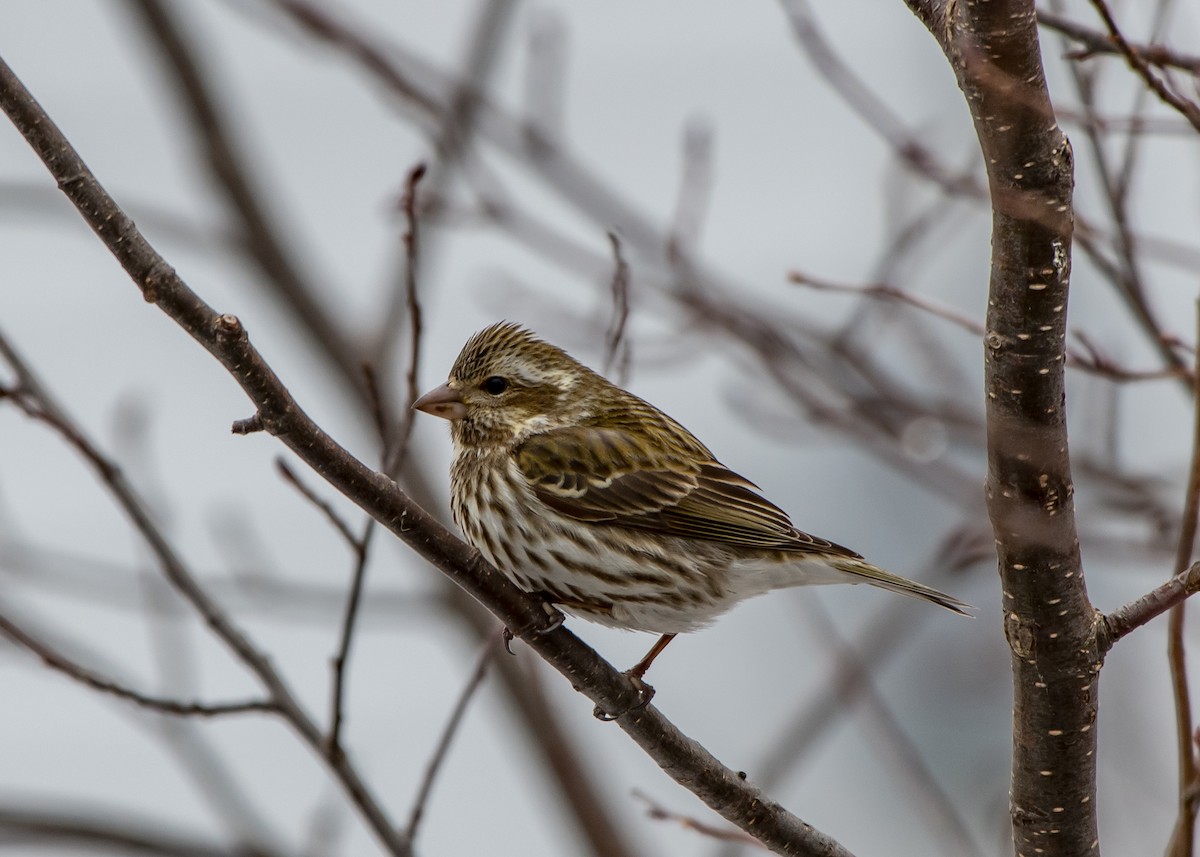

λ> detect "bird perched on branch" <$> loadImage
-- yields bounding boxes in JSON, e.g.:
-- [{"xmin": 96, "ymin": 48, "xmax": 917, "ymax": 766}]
[{"xmin": 415, "ymin": 322, "xmax": 970, "ymax": 684}]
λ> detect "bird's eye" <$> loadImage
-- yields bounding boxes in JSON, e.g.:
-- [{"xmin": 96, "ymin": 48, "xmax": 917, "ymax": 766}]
[{"xmin": 481, "ymin": 376, "xmax": 509, "ymax": 395}]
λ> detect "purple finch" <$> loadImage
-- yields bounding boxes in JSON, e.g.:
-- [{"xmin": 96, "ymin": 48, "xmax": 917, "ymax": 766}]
[{"xmin": 415, "ymin": 322, "xmax": 969, "ymax": 679}]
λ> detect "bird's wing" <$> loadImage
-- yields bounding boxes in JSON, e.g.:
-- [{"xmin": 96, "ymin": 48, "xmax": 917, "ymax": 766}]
[{"xmin": 514, "ymin": 426, "xmax": 857, "ymax": 555}]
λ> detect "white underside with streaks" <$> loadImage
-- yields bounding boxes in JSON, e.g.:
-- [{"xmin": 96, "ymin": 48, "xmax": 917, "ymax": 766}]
[{"xmin": 451, "ymin": 451, "xmax": 864, "ymax": 634}]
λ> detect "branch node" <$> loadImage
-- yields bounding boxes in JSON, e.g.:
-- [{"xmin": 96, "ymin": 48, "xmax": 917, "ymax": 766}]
[
  {"xmin": 231, "ymin": 413, "xmax": 265, "ymax": 435},
  {"xmin": 214, "ymin": 312, "xmax": 244, "ymax": 338}
]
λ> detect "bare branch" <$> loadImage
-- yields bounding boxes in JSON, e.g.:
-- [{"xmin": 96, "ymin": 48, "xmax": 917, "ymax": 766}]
[
  {"xmin": 1038, "ymin": 10, "xmax": 1200, "ymax": 74},
  {"xmin": 0, "ymin": 609, "xmax": 275, "ymax": 718},
  {"xmin": 1083, "ymin": 0, "xmax": 1200, "ymax": 131},
  {"xmin": 0, "ymin": 326, "xmax": 409, "ymax": 854},
  {"xmin": 667, "ymin": 117, "xmax": 714, "ymax": 256},
  {"xmin": 405, "ymin": 635, "xmax": 497, "ymax": 842},
  {"xmin": 384, "ymin": 162, "xmax": 428, "ymax": 477},
  {"xmin": 126, "ymin": 0, "xmax": 368, "ymax": 400},
  {"xmin": 276, "ymin": 458, "xmax": 361, "ymax": 551},
  {"xmin": 1099, "ymin": 562, "xmax": 1200, "ymax": 653},
  {"xmin": 0, "ymin": 805, "xmax": 276, "ymax": 857},
  {"xmin": 603, "ymin": 232, "xmax": 631, "ymax": 383},
  {"xmin": 632, "ymin": 790, "xmax": 762, "ymax": 848},
  {"xmin": 790, "ymin": 270, "xmax": 1188, "ymax": 383},
  {"xmin": 1166, "ymin": 304, "xmax": 1200, "ymax": 857},
  {"xmin": 799, "ymin": 598, "xmax": 983, "ymax": 857},
  {"xmin": 326, "ymin": 521, "xmax": 375, "ymax": 759}
]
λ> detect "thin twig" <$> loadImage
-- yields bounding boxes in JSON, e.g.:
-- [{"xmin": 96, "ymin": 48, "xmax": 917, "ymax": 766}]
[
  {"xmin": 603, "ymin": 232, "xmax": 631, "ymax": 383},
  {"xmin": 0, "ymin": 328, "xmax": 412, "ymax": 857},
  {"xmin": 276, "ymin": 458, "xmax": 360, "ymax": 550},
  {"xmin": 361, "ymin": 363, "xmax": 391, "ymax": 456},
  {"xmin": 369, "ymin": 0, "xmax": 513, "ymax": 369},
  {"xmin": 632, "ymin": 790, "xmax": 762, "ymax": 847},
  {"xmin": 1166, "ymin": 303, "xmax": 1200, "ymax": 857},
  {"xmin": 666, "ymin": 117, "xmax": 714, "ymax": 257},
  {"xmin": 1037, "ymin": 10, "xmax": 1200, "ymax": 74},
  {"xmin": 790, "ymin": 270, "xmax": 1187, "ymax": 383},
  {"xmin": 326, "ymin": 520, "xmax": 375, "ymax": 759},
  {"xmin": 0, "ymin": 610, "xmax": 275, "ymax": 718},
  {"xmin": 384, "ymin": 162, "xmax": 427, "ymax": 477},
  {"xmin": 405, "ymin": 635, "xmax": 497, "ymax": 842},
  {"xmin": 127, "ymin": 0, "xmax": 367, "ymax": 400},
  {"xmin": 800, "ymin": 598, "xmax": 984, "ymax": 857},
  {"xmin": 790, "ymin": 270, "xmax": 985, "ymax": 337},
  {"xmin": 328, "ymin": 165, "xmax": 429, "ymax": 752},
  {"xmin": 1099, "ymin": 562, "xmax": 1200, "ymax": 653},
  {"xmin": 0, "ymin": 806, "xmax": 268, "ymax": 857},
  {"xmin": 783, "ymin": 0, "xmax": 1189, "ymax": 384},
  {"xmin": 1085, "ymin": 0, "xmax": 1200, "ymax": 132}
]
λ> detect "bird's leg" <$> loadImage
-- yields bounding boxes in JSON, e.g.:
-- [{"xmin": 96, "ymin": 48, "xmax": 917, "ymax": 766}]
[
  {"xmin": 628, "ymin": 633, "xmax": 677, "ymax": 681},
  {"xmin": 593, "ymin": 634, "xmax": 675, "ymax": 721}
]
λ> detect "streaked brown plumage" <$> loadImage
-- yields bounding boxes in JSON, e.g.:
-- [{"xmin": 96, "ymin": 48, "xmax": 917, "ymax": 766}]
[{"xmin": 415, "ymin": 322, "xmax": 969, "ymax": 679}]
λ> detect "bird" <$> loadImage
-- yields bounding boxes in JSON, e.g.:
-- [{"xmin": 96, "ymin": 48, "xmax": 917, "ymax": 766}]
[{"xmin": 414, "ymin": 322, "xmax": 970, "ymax": 684}]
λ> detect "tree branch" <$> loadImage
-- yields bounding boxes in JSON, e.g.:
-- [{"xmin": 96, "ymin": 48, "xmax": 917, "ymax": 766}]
[
  {"xmin": 404, "ymin": 635, "xmax": 496, "ymax": 843},
  {"xmin": 1037, "ymin": 10, "xmax": 1200, "ymax": 75},
  {"xmin": 1165, "ymin": 304, "xmax": 1200, "ymax": 857},
  {"xmin": 1083, "ymin": 0, "xmax": 1200, "ymax": 133},
  {"xmin": 0, "ymin": 608, "xmax": 276, "ymax": 718},
  {"xmin": 0, "ymin": 331, "xmax": 412, "ymax": 857},
  {"xmin": 1098, "ymin": 562, "xmax": 1200, "ymax": 654}
]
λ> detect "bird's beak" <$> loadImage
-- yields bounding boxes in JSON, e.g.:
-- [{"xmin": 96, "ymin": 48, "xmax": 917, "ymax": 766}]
[{"xmin": 412, "ymin": 382, "xmax": 467, "ymax": 421}]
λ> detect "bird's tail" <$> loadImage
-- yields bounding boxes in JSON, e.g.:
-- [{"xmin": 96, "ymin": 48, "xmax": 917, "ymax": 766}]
[{"xmin": 830, "ymin": 558, "xmax": 973, "ymax": 616}]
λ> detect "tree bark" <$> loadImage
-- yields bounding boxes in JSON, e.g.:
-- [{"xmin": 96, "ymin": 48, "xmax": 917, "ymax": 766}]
[{"xmin": 904, "ymin": 2, "xmax": 1096, "ymax": 854}]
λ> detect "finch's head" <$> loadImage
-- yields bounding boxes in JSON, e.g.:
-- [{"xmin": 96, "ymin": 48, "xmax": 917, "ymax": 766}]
[{"xmin": 414, "ymin": 322, "xmax": 606, "ymax": 447}]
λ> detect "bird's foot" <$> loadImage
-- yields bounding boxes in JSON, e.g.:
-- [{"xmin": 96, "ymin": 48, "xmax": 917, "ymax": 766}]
[
  {"xmin": 537, "ymin": 600, "xmax": 565, "ymax": 634},
  {"xmin": 593, "ymin": 673, "xmax": 655, "ymax": 721},
  {"xmin": 502, "ymin": 598, "xmax": 565, "ymax": 654}
]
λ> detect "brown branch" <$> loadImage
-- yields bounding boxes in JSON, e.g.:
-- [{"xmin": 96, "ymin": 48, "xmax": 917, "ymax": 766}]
[
  {"xmin": 326, "ymin": 520, "xmax": 375, "ymax": 760},
  {"xmin": 1084, "ymin": 0, "xmax": 1200, "ymax": 133},
  {"xmin": 0, "ymin": 52, "xmax": 853, "ymax": 857},
  {"xmin": 1098, "ymin": 562, "xmax": 1200, "ymax": 653},
  {"xmin": 1166, "ymin": 305, "xmax": 1200, "ymax": 857},
  {"xmin": 405, "ymin": 635, "xmax": 496, "ymax": 842},
  {"xmin": 799, "ymin": 599, "xmax": 983, "ymax": 857},
  {"xmin": 632, "ymin": 790, "xmax": 762, "ymax": 848},
  {"xmin": 1054, "ymin": 0, "xmax": 1192, "ymax": 398},
  {"xmin": 275, "ymin": 454, "xmax": 375, "ymax": 754},
  {"xmin": 789, "ymin": 270, "xmax": 1188, "ymax": 384},
  {"xmin": 905, "ymin": 2, "xmax": 1097, "ymax": 854},
  {"xmin": 328, "ymin": 163, "xmax": 427, "ymax": 756},
  {"xmin": 126, "ymin": 0, "xmax": 368, "ymax": 400},
  {"xmin": 0, "ymin": 805, "xmax": 277, "ymax": 857},
  {"xmin": 276, "ymin": 459, "xmax": 360, "ymax": 550},
  {"xmin": 786, "ymin": 0, "xmax": 1189, "ymax": 385},
  {"xmin": 666, "ymin": 117, "xmax": 714, "ymax": 256},
  {"xmin": 0, "ymin": 609, "xmax": 275, "ymax": 718},
  {"xmin": 603, "ymin": 231, "xmax": 631, "ymax": 383},
  {"xmin": 1037, "ymin": 10, "xmax": 1200, "ymax": 75},
  {"xmin": 384, "ymin": 162, "xmax": 428, "ymax": 477},
  {"xmin": 0, "ymin": 328, "xmax": 412, "ymax": 857}
]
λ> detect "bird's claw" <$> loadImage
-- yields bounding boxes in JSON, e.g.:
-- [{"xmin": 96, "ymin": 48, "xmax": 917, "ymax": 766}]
[
  {"xmin": 537, "ymin": 601, "xmax": 565, "ymax": 635},
  {"xmin": 501, "ymin": 603, "xmax": 563, "ymax": 655},
  {"xmin": 593, "ymin": 674, "xmax": 655, "ymax": 721}
]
